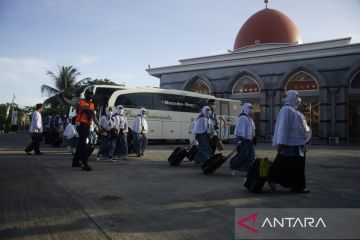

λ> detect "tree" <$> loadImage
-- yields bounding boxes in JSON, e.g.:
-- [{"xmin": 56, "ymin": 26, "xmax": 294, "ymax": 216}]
[{"xmin": 41, "ymin": 65, "xmax": 89, "ymax": 113}]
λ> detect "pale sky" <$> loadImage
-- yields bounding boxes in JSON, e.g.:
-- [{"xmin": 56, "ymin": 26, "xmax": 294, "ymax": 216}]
[{"xmin": 1, "ymin": 0, "xmax": 359, "ymax": 107}]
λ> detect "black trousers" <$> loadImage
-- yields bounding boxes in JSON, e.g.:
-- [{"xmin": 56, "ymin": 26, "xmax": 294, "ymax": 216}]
[
  {"xmin": 25, "ymin": 133, "xmax": 42, "ymax": 154},
  {"xmin": 270, "ymin": 153, "xmax": 306, "ymax": 190},
  {"xmin": 73, "ymin": 124, "xmax": 90, "ymax": 165}
]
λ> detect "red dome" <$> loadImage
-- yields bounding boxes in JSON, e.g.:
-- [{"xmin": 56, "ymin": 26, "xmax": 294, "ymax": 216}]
[{"xmin": 233, "ymin": 8, "xmax": 302, "ymax": 50}]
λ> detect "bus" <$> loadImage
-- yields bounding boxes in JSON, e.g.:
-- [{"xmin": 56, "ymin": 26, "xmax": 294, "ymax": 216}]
[
  {"xmin": 103, "ymin": 87, "xmax": 242, "ymax": 142},
  {"xmin": 69, "ymin": 85, "xmax": 126, "ymax": 118}
]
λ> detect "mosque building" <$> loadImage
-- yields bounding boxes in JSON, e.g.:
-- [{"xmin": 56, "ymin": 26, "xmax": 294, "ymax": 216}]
[{"xmin": 146, "ymin": 2, "xmax": 360, "ymax": 143}]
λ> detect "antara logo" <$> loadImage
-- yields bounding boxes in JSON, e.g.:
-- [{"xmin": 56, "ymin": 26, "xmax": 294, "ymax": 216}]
[
  {"xmin": 237, "ymin": 213, "xmax": 327, "ymax": 234},
  {"xmin": 237, "ymin": 213, "xmax": 259, "ymax": 234}
]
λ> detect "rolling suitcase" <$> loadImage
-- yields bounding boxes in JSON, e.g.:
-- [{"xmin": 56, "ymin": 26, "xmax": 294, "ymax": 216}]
[
  {"xmin": 168, "ymin": 140, "xmax": 198, "ymax": 166},
  {"xmin": 244, "ymin": 158, "xmax": 273, "ymax": 193},
  {"xmin": 201, "ymin": 149, "xmax": 237, "ymax": 175},
  {"xmin": 186, "ymin": 144, "xmax": 198, "ymax": 161},
  {"xmin": 168, "ymin": 147, "xmax": 187, "ymax": 166}
]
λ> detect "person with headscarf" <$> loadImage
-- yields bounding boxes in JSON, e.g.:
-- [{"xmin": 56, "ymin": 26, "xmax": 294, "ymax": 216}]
[
  {"xmin": 207, "ymin": 99, "xmax": 219, "ymax": 153},
  {"xmin": 133, "ymin": 107, "xmax": 148, "ymax": 157},
  {"xmin": 270, "ymin": 90, "xmax": 312, "ymax": 193},
  {"xmin": 193, "ymin": 105, "xmax": 214, "ymax": 163},
  {"xmin": 229, "ymin": 103, "xmax": 256, "ymax": 176},
  {"xmin": 96, "ymin": 107, "xmax": 112, "ymax": 160},
  {"xmin": 113, "ymin": 105, "xmax": 128, "ymax": 160}
]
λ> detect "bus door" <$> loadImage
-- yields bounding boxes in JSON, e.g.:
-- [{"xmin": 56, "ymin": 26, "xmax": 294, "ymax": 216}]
[{"xmin": 219, "ymin": 101, "xmax": 230, "ymax": 140}]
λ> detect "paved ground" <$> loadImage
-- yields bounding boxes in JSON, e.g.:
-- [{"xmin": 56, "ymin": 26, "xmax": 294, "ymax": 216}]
[{"xmin": 0, "ymin": 132, "xmax": 359, "ymax": 240}]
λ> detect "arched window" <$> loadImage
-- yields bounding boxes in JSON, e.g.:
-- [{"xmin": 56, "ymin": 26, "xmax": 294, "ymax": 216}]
[
  {"xmin": 285, "ymin": 71, "xmax": 319, "ymax": 91},
  {"xmin": 350, "ymin": 71, "xmax": 360, "ymax": 88},
  {"xmin": 232, "ymin": 76, "xmax": 260, "ymax": 94},
  {"xmin": 188, "ymin": 79, "xmax": 211, "ymax": 95}
]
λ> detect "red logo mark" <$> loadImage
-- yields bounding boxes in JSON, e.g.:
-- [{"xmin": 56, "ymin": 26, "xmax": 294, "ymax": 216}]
[{"xmin": 237, "ymin": 213, "xmax": 258, "ymax": 234}]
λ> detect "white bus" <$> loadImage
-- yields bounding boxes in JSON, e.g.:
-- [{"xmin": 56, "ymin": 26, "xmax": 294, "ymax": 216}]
[
  {"xmin": 102, "ymin": 87, "xmax": 242, "ymax": 142},
  {"xmin": 70, "ymin": 84, "xmax": 126, "ymax": 118}
]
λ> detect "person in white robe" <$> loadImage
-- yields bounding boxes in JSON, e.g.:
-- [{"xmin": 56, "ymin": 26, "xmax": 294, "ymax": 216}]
[
  {"xmin": 270, "ymin": 90, "xmax": 312, "ymax": 193},
  {"xmin": 193, "ymin": 106, "xmax": 214, "ymax": 163},
  {"xmin": 229, "ymin": 103, "xmax": 256, "ymax": 175}
]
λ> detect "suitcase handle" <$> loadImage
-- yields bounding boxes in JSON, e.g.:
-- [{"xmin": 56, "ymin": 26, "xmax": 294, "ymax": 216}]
[
  {"xmin": 186, "ymin": 139, "xmax": 198, "ymax": 152},
  {"xmin": 224, "ymin": 149, "xmax": 237, "ymax": 160}
]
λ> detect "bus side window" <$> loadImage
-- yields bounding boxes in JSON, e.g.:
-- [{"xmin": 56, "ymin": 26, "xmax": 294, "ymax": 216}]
[
  {"xmin": 220, "ymin": 101, "xmax": 229, "ymax": 116},
  {"xmin": 115, "ymin": 93, "xmax": 153, "ymax": 109},
  {"xmin": 153, "ymin": 93, "xmax": 204, "ymax": 113},
  {"xmin": 230, "ymin": 102, "xmax": 240, "ymax": 116}
]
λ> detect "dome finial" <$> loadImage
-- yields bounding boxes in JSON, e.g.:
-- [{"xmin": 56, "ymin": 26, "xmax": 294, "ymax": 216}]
[{"xmin": 264, "ymin": 0, "xmax": 268, "ymax": 9}]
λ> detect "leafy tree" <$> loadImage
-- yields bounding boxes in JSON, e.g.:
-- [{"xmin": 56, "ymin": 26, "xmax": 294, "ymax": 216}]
[
  {"xmin": 41, "ymin": 65, "xmax": 89, "ymax": 113},
  {"xmin": 0, "ymin": 103, "xmax": 34, "ymax": 131}
]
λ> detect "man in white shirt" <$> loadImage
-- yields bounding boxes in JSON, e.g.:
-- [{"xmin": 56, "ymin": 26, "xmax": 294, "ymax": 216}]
[
  {"xmin": 229, "ymin": 103, "xmax": 256, "ymax": 175},
  {"xmin": 132, "ymin": 107, "xmax": 148, "ymax": 157},
  {"xmin": 25, "ymin": 104, "xmax": 43, "ymax": 155},
  {"xmin": 270, "ymin": 90, "xmax": 312, "ymax": 193}
]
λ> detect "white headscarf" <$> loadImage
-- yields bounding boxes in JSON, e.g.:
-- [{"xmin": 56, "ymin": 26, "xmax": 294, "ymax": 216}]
[
  {"xmin": 117, "ymin": 105, "xmax": 124, "ymax": 115},
  {"xmin": 241, "ymin": 103, "xmax": 254, "ymax": 116},
  {"xmin": 139, "ymin": 107, "xmax": 146, "ymax": 117},
  {"xmin": 202, "ymin": 106, "xmax": 211, "ymax": 117},
  {"xmin": 284, "ymin": 90, "xmax": 301, "ymax": 109},
  {"xmin": 105, "ymin": 106, "xmax": 113, "ymax": 117}
]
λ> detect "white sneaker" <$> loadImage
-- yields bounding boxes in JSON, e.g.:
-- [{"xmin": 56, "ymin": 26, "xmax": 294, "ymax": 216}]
[
  {"xmin": 96, "ymin": 156, "xmax": 101, "ymax": 161},
  {"xmin": 230, "ymin": 170, "xmax": 236, "ymax": 176}
]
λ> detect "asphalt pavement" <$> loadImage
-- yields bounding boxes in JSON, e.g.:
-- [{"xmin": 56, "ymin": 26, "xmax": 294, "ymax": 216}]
[{"xmin": 0, "ymin": 131, "xmax": 359, "ymax": 240}]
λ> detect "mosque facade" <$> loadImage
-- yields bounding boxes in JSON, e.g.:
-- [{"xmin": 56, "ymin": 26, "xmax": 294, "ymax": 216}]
[{"xmin": 147, "ymin": 6, "xmax": 360, "ymax": 143}]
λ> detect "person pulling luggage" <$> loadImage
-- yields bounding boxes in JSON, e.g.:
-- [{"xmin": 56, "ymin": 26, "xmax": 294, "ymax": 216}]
[
  {"xmin": 207, "ymin": 99, "xmax": 220, "ymax": 153},
  {"xmin": 270, "ymin": 90, "xmax": 312, "ymax": 193},
  {"xmin": 229, "ymin": 103, "xmax": 256, "ymax": 176},
  {"xmin": 193, "ymin": 106, "xmax": 214, "ymax": 163}
]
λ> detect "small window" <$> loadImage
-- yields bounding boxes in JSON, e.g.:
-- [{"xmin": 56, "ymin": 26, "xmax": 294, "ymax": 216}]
[
  {"xmin": 188, "ymin": 79, "xmax": 211, "ymax": 95},
  {"xmin": 232, "ymin": 76, "xmax": 260, "ymax": 94},
  {"xmin": 285, "ymin": 71, "xmax": 319, "ymax": 91}
]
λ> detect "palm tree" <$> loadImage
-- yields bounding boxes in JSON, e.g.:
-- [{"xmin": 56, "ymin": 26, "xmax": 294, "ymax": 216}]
[{"xmin": 41, "ymin": 65, "xmax": 89, "ymax": 111}]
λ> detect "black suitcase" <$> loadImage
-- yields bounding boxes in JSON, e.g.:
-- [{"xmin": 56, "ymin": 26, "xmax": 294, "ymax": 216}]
[
  {"xmin": 244, "ymin": 158, "xmax": 272, "ymax": 193},
  {"xmin": 187, "ymin": 144, "xmax": 198, "ymax": 161},
  {"xmin": 168, "ymin": 140, "xmax": 198, "ymax": 166},
  {"xmin": 201, "ymin": 149, "xmax": 237, "ymax": 175},
  {"xmin": 168, "ymin": 147, "xmax": 187, "ymax": 166}
]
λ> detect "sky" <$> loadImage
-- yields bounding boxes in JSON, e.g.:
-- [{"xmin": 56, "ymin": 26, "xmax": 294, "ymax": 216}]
[{"xmin": 0, "ymin": 0, "xmax": 359, "ymax": 107}]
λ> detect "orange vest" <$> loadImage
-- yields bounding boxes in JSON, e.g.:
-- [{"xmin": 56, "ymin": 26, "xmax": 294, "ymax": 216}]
[{"xmin": 75, "ymin": 99, "xmax": 95, "ymax": 125}]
